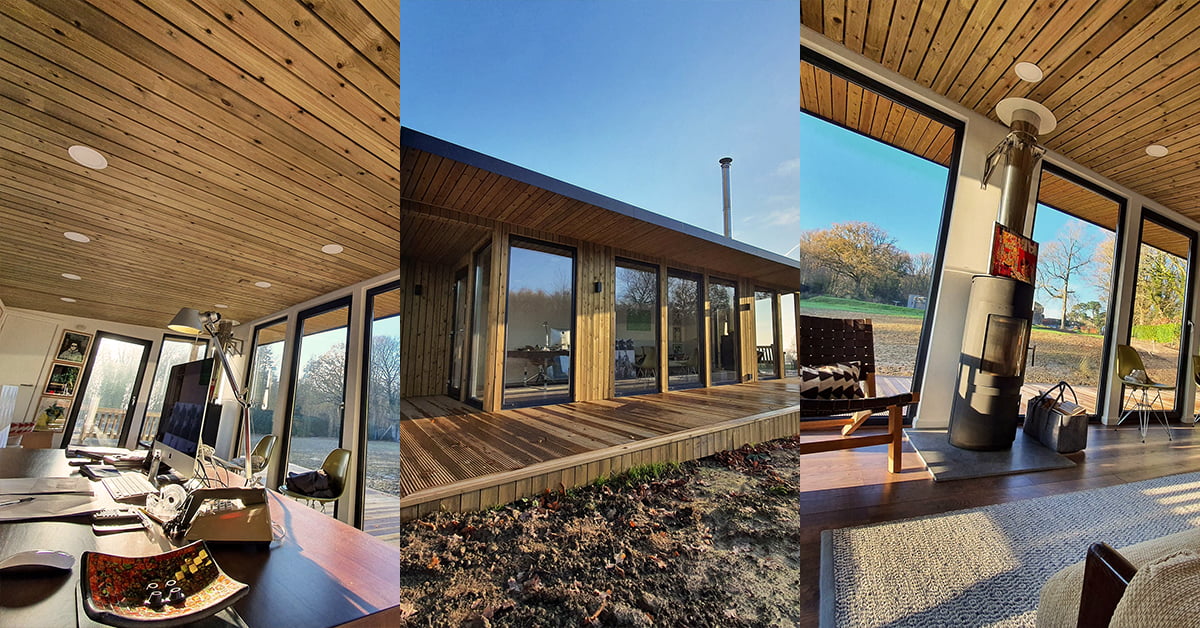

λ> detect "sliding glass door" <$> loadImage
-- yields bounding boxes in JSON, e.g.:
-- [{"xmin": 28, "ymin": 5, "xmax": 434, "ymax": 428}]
[
  {"xmin": 469, "ymin": 244, "xmax": 492, "ymax": 405},
  {"xmin": 667, "ymin": 270, "xmax": 703, "ymax": 390},
  {"xmin": 755, "ymin": 290, "xmax": 780, "ymax": 380},
  {"xmin": 615, "ymin": 259, "xmax": 659, "ymax": 396},
  {"xmin": 708, "ymin": 278, "xmax": 739, "ymax": 385},
  {"xmin": 358, "ymin": 282, "xmax": 400, "ymax": 531},
  {"xmin": 64, "ymin": 332, "xmax": 153, "ymax": 448}
]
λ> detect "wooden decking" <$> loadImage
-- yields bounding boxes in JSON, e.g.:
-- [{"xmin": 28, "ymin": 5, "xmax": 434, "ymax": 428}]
[{"xmin": 400, "ymin": 379, "xmax": 801, "ymax": 520}]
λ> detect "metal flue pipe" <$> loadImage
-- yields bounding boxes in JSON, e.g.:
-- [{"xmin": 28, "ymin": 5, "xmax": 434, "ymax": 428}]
[
  {"xmin": 720, "ymin": 157, "xmax": 733, "ymax": 238},
  {"xmin": 984, "ymin": 98, "xmax": 1057, "ymax": 234}
]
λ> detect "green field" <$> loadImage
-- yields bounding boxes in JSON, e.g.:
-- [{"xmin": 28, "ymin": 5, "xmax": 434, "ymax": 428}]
[{"xmin": 799, "ymin": 296, "xmax": 925, "ymax": 318}]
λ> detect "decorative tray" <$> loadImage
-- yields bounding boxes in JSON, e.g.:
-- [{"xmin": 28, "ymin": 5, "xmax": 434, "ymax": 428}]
[{"xmin": 80, "ymin": 541, "xmax": 248, "ymax": 627}]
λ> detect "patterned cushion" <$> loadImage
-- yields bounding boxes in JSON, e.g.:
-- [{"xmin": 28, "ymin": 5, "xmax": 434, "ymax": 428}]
[
  {"xmin": 800, "ymin": 362, "xmax": 864, "ymax": 400},
  {"xmin": 1111, "ymin": 549, "xmax": 1200, "ymax": 628}
]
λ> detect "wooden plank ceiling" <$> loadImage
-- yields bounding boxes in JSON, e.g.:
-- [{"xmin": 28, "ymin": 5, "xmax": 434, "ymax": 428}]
[
  {"xmin": 401, "ymin": 133, "xmax": 802, "ymax": 292},
  {"xmin": 803, "ymin": 0, "xmax": 1200, "ymax": 232},
  {"xmin": 0, "ymin": 0, "xmax": 399, "ymax": 330},
  {"xmin": 801, "ymin": 60, "xmax": 954, "ymax": 166}
]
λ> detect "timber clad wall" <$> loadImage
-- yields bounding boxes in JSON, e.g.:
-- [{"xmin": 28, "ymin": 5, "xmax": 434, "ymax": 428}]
[
  {"xmin": 575, "ymin": 241, "xmax": 616, "ymax": 401},
  {"xmin": 400, "ymin": 259, "xmax": 453, "ymax": 397}
]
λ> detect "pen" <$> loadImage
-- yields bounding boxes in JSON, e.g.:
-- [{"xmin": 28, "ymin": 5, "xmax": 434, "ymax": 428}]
[{"xmin": 0, "ymin": 497, "xmax": 34, "ymax": 508}]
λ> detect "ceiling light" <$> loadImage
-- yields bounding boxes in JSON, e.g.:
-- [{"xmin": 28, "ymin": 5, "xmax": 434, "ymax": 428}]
[
  {"xmin": 321, "ymin": 244, "xmax": 344, "ymax": 255},
  {"xmin": 1014, "ymin": 62, "xmax": 1043, "ymax": 82},
  {"xmin": 68, "ymin": 145, "xmax": 108, "ymax": 170},
  {"xmin": 63, "ymin": 231, "xmax": 91, "ymax": 243},
  {"xmin": 1146, "ymin": 144, "xmax": 1169, "ymax": 157},
  {"xmin": 214, "ymin": 304, "xmax": 229, "ymax": 309},
  {"xmin": 60, "ymin": 297, "xmax": 77, "ymax": 303},
  {"xmin": 254, "ymin": 281, "xmax": 272, "ymax": 288},
  {"xmin": 61, "ymin": 273, "xmax": 81, "ymax": 280}
]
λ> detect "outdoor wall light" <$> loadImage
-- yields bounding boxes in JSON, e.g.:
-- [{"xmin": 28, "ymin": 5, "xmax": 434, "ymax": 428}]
[
  {"xmin": 594, "ymin": 282, "xmax": 603, "ymax": 293},
  {"xmin": 414, "ymin": 284, "xmax": 423, "ymax": 296}
]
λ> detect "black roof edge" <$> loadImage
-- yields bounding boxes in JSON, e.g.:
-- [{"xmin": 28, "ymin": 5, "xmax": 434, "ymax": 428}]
[{"xmin": 401, "ymin": 127, "xmax": 801, "ymax": 271}]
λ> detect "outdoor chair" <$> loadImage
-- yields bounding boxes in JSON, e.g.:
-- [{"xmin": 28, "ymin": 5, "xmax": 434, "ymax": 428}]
[
  {"xmin": 797, "ymin": 315, "xmax": 918, "ymax": 473},
  {"xmin": 636, "ymin": 345, "xmax": 659, "ymax": 379},
  {"xmin": 1115, "ymin": 344, "xmax": 1173, "ymax": 442}
]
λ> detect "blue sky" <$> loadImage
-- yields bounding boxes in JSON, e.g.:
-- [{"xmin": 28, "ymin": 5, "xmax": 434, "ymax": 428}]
[
  {"xmin": 401, "ymin": 0, "xmax": 799, "ymax": 260},
  {"xmin": 800, "ymin": 114, "xmax": 950, "ymax": 257}
]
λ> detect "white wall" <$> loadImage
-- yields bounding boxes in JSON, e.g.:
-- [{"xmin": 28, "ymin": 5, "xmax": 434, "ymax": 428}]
[
  {"xmin": 0, "ymin": 307, "xmax": 176, "ymax": 448},
  {"xmin": 802, "ymin": 27, "xmax": 1200, "ymax": 427}
]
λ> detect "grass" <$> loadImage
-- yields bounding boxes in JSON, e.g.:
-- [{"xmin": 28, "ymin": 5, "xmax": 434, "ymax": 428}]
[
  {"xmin": 592, "ymin": 461, "xmax": 682, "ymax": 488},
  {"xmin": 799, "ymin": 295, "xmax": 925, "ymax": 318}
]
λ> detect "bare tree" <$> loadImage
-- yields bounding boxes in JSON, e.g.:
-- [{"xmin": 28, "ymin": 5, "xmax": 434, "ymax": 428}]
[{"xmin": 1038, "ymin": 221, "xmax": 1094, "ymax": 329}]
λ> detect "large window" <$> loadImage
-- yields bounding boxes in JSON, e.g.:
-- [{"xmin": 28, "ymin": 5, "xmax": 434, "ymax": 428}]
[
  {"xmin": 284, "ymin": 299, "xmax": 351, "ymax": 517},
  {"xmin": 799, "ymin": 52, "xmax": 958, "ymax": 397},
  {"xmin": 667, "ymin": 270, "xmax": 703, "ymax": 390},
  {"xmin": 755, "ymin": 290, "xmax": 780, "ymax": 380},
  {"xmin": 708, "ymin": 279, "xmax": 739, "ymax": 385},
  {"xmin": 360, "ymin": 283, "xmax": 400, "ymax": 531},
  {"xmin": 503, "ymin": 239, "xmax": 574, "ymax": 408},
  {"xmin": 615, "ymin": 260, "xmax": 659, "ymax": 397},
  {"xmin": 243, "ymin": 319, "xmax": 288, "ymax": 458},
  {"xmin": 1128, "ymin": 212, "xmax": 1195, "ymax": 419},
  {"xmin": 139, "ymin": 335, "xmax": 209, "ymax": 446},
  {"xmin": 1026, "ymin": 166, "xmax": 1123, "ymax": 415}
]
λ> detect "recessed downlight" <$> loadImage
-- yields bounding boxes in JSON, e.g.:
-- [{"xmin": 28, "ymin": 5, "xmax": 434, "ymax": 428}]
[
  {"xmin": 214, "ymin": 304, "xmax": 229, "ymax": 309},
  {"xmin": 1014, "ymin": 62, "xmax": 1044, "ymax": 83},
  {"xmin": 60, "ymin": 297, "xmax": 77, "ymax": 303},
  {"xmin": 68, "ymin": 145, "xmax": 108, "ymax": 170},
  {"xmin": 64, "ymin": 231, "xmax": 91, "ymax": 243},
  {"xmin": 61, "ymin": 273, "xmax": 82, "ymax": 280},
  {"xmin": 321, "ymin": 244, "xmax": 344, "ymax": 255},
  {"xmin": 254, "ymin": 281, "xmax": 272, "ymax": 288},
  {"xmin": 1146, "ymin": 144, "xmax": 1169, "ymax": 157}
]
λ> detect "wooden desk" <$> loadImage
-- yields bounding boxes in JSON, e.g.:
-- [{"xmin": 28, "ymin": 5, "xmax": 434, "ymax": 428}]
[{"xmin": 0, "ymin": 449, "xmax": 401, "ymax": 627}]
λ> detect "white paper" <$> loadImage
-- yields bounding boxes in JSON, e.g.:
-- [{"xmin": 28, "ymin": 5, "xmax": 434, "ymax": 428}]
[
  {"xmin": 0, "ymin": 477, "xmax": 95, "ymax": 495},
  {"xmin": 0, "ymin": 494, "xmax": 103, "ymax": 522}
]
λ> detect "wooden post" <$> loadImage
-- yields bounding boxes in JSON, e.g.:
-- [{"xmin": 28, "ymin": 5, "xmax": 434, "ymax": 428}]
[{"xmin": 658, "ymin": 264, "xmax": 669, "ymax": 393}]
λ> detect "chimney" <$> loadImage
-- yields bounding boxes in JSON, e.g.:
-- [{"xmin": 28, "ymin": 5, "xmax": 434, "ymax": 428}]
[{"xmin": 720, "ymin": 157, "xmax": 733, "ymax": 238}]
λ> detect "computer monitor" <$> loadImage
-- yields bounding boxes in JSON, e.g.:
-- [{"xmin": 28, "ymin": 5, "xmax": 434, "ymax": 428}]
[{"xmin": 152, "ymin": 358, "xmax": 221, "ymax": 479}]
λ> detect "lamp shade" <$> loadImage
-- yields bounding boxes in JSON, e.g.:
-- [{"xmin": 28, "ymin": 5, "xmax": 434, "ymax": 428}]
[{"xmin": 167, "ymin": 307, "xmax": 204, "ymax": 334}]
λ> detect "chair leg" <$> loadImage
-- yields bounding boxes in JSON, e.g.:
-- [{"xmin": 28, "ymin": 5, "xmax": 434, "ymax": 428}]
[
  {"xmin": 1150, "ymin": 390, "xmax": 1173, "ymax": 441},
  {"xmin": 887, "ymin": 404, "xmax": 903, "ymax": 474},
  {"xmin": 841, "ymin": 409, "xmax": 873, "ymax": 436}
]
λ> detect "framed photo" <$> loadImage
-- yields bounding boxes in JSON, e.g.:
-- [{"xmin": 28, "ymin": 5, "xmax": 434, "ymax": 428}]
[
  {"xmin": 33, "ymin": 395, "xmax": 72, "ymax": 431},
  {"xmin": 45, "ymin": 364, "xmax": 81, "ymax": 396},
  {"xmin": 55, "ymin": 330, "xmax": 93, "ymax": 365}
]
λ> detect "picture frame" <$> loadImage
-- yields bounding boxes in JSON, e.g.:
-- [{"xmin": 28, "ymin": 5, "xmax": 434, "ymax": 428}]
[
  {"xmin": 33, "ymin": 395, "xmax": 72, "ymax": 431},
  {"xmin": 55, "ymin": 330, "xmax": 93, "ymax": 365},
  {"xmin": 45, "ymin": 364, "xmax": 81, "ymax": 397}
]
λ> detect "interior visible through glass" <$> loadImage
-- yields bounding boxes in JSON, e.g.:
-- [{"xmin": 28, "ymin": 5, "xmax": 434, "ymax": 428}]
[
  {"xmin": 503, "ymin": 240, "xmax": 574, "ymax": 408},
  {"xmin": 470, "ymin": 244, "xmax": 492, "ymax": 403},
  {"xmin": 245, "ymin": 320, "xmax": 287, "ymax": 465},
  {"xmin": 68, "ymin": 336, "xmax": 150, "ymax": 447},
  {"xmin": 363, "ymin": 286, "xmax": 400, "ymax": 541},
  {"xmin": 709, "ymin": 279, "xmax": 739, "ymax": 385},
  {"xmin": 615, "ymin": 260, "xmax": 659, "ymax": 397},
  {"xmin": 755, "ymin": 290, "xmax": 779, "ymax": 380},
  {"xmin": 667, "ymin": 271, "xmax": 703, "ymax": 390}
]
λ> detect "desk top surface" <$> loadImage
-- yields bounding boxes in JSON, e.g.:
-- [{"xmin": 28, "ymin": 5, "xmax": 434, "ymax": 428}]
[{"xmin": 0, "ymin": 448, "xmax": 401, "ymax": 628}]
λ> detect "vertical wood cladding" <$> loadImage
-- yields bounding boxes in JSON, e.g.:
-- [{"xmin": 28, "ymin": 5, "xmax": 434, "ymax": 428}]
[
  {"xmin": 400, "ymin": 258, "xmax": 453, "ymax": 398},
  {"xmin": 574, "ymin": 241, "xmax": 615, "ymax": 402}
]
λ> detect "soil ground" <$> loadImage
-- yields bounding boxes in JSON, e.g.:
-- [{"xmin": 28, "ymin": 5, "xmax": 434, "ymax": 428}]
[
  {"xmin": 398, "ymin": 437, "xmax": 801, "ymax": 627},
  {"xmin": 805, "ymin": 308, "xmax": 1182, "ymax": 387}
]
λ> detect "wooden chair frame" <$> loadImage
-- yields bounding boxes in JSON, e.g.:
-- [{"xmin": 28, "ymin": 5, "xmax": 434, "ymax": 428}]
[{"xmin": 797, "ymin": 315, "xmax": 918, "ymax": 473}]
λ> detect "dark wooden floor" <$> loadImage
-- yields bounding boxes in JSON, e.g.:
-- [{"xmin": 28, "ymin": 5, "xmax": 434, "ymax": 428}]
[{"xmin": 800, "ymin": 422, "xmax": 1200, "ymax": 627}]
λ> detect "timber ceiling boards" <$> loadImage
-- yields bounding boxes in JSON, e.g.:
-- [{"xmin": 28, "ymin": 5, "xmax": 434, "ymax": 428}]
[
  {"xmin": 0, "ymin": 0, "xmax": 399, "ymax": 330},
  {"xmin": 1036, "ymin": 170, "xmax": 1121, "ymax": 234},
  {"xmin": 801, "ymin": 61, "xmax": 955, "ymax": 166},
  {"xmin": 803, "ymin": 0, "xmax": 1200, "ymax": 224},
  {"xmin": 401, "ymin": 131, "xmax": 802, "ymax": 292}
]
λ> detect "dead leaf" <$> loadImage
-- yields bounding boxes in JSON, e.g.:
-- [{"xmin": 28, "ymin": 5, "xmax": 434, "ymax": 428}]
[
  {"xmin": 426, "ymin": 554, "xmax": 440, "ymax": 571},
  {"xmin": 398, "ymin": 602, "xmax": 416, "ymax": 618}
]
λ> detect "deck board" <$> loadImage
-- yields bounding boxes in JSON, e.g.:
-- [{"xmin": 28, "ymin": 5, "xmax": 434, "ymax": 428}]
[{"xmin": 400, "ymin": 379, "xmax": 801, "ymax": 519}]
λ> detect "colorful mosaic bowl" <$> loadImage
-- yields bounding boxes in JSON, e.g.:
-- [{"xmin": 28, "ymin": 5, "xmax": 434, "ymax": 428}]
[{"xmin": 80, "ymin": 541, "xmax": 248, "ymax": 627}]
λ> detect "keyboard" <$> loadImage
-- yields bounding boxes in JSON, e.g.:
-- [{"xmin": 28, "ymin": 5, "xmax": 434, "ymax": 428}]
[{"xmin": 102, "ymin": 472, "xmax": 158, "ymax": 501}]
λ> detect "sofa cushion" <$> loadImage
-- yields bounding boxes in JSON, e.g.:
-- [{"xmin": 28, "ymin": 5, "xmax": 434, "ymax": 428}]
[
  {"xmin": 1036, "ymin": 527, "xmax": 1200, "ymax": 627},
  {"xmin": 1110, "ymin": 549, "xmax": 1200, "ymax": 627},
  {"xmin": 799, "ymin": 362, "xmax": 864, "ymax": 400}
]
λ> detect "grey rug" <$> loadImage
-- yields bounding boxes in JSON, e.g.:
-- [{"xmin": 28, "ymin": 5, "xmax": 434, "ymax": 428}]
[
  {"xmin": 819, "ymin": 470, "xmax": 1200, "ymax": 627},
  {"xmin": 905, "ymin": 429, "xmax": 1075, "ymax": 481}
]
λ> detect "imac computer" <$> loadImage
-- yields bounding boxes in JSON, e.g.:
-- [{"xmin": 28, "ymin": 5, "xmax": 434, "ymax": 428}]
[{"xmin": 151, "ymin": 358, "xmax": 221, "ymax": 480}]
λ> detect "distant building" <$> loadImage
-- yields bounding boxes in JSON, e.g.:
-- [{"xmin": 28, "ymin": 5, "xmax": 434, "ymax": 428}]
[{"xmin": 907, "ymin": 294, "xmax": 928, "ymax": 310}]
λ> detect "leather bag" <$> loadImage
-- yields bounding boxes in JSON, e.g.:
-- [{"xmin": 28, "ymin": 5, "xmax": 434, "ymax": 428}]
[{"xmin": 1024, "ymin": 381, "xmax": 1088, "ymax": 453}]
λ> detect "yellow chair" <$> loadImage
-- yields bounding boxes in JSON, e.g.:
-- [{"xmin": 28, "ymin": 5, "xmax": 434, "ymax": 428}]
[
  {"xmin": 224, "ymin": 435, "xmax": 277, "ymax": 487},
  {"xmin": 1115, "ymin": 345, "xmax": 1173, "ymax": 442},
  {"xmin": 278, "ymin": 448, "xmax": 350, "ymax": 512}
]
